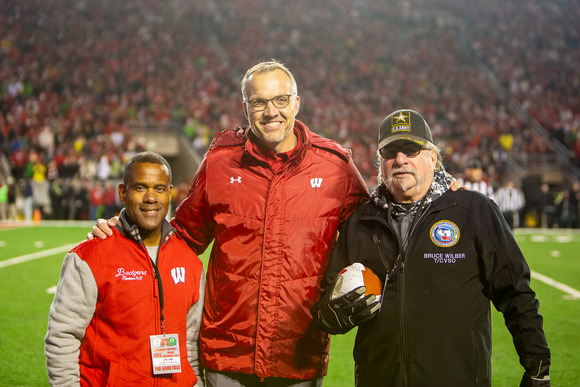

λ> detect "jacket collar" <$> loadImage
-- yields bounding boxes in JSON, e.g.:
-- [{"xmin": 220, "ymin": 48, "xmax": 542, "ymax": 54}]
[
  {"xmin": 114, "ymin": 208, "xmax": 175, "ymax": 246},
  {"xmin": 427, "ymin": 189, "xmax": 457, "ymax": 211}
]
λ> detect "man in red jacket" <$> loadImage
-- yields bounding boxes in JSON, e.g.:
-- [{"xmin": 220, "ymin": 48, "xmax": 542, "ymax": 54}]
[
  {"xmin": 46, "ymin": 152, "xmax": 205, "ymax": 386},
  {"xmin": 91, "ymin": 60, "xmax": 369, "ymax": 386}
]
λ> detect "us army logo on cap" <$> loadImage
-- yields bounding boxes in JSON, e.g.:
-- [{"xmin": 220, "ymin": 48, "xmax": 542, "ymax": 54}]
[{"xmin": 391, "ymin": 111, "xmax": 411, "ymax": 133}]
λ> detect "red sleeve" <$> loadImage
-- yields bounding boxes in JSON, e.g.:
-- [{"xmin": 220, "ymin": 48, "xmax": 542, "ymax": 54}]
[
  {"xmin": 171, "ymin": 156, "xmax": 214, "ymax": 255},
  {"xmin": 339, "ymin": 156, "xmax": 369, "ymax": 225}
]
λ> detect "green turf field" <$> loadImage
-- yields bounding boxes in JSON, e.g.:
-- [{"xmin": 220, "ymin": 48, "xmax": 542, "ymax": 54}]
[{"xmin": 1, "ymin": 223, "xmax": 578, "ymax": 386}]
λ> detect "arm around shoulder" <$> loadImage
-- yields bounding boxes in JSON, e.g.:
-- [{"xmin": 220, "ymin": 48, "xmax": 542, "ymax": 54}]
[
  {"xmin": 87, "ymin": 217, "xmax": 118, "ymax": 240},
  {"xmin": 339, "ymin": 157, "xmax": 369, "ymax": 224},
  {"xmin": 172, "ymin": 158, "xmax": 214, "ymax": 255}
]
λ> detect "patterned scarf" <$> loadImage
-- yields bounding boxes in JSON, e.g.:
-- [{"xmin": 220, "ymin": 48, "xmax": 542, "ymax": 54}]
[{"xmin": 371, "ymin": 170, "xmax": 452, "ymax": 217}]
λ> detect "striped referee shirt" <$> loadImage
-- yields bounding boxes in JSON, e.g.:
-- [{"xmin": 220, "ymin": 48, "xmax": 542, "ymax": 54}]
[{"xmin": 495, "ymin": 186, "xmax": 526, "ymax": 213}]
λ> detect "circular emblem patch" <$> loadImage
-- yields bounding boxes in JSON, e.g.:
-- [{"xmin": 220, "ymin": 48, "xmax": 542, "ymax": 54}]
[{"xmin": 430, "ymin": 221, "xmax": 460, "ymax": 247}]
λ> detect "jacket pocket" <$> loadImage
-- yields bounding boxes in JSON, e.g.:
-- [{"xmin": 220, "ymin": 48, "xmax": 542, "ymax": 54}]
[{"xmin": 471, "ymin": 316, "xmax": 492, "ymax": 385}]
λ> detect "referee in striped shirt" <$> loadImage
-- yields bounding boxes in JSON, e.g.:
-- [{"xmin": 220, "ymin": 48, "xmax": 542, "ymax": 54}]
[
  {"xmin": 496, "ymin": 180, "xmax": 526, "ymax": 229},
  {"xmin": 459, "ymin": 158, "xmax": 495, "ymax": 201}
]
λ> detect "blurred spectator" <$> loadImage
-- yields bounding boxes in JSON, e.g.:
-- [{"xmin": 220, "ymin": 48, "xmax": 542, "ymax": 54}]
[
  {"xmin": 79, "ymin": 157, "xmax": 97, "ymax": 181},
  {"xmin": 23, "ymin": 179, "xmax": 33, "ymax": 221},
  {"xmin": 46, "ymin": 160, "xmax": 59, "ymax": 182},
  {"xmin": 96, "ymin": 156, "xmax": 112, "ymax": 181},
  {"xmin": 32, "ymin": 158, "xmax": 47, "ymax": 183},
  {"xmin": 89, "ymin": 180, "xmax": 104, "ymax": 221},
  {"xmin": 49, "ymin": 178, "xmax": 66, "ymax": 220},
  {"xmin": 554, "ymin": 184, "xmax": 580, "ymax": 228},
  {"xmin": 31, "ymin": 157, "xmax": 52, "ymax": 219},
  {"xmin": 10, "ymin": 147, "xmax": 27, "ymax": 180},
  {"xmin": 38, "ymin": 125, "xmax": 55, "ymax": 157},
  {"xmin": 495, "ymin": 180, "xmax": 526, "ymax": 229},
  {"xmin": 102, "ymin": 180, "xmax": 118, "ymax": 219},
  {"xmin": 459, "ymin": 158, "xmax": 496, "ymax": 201},
  {"xmin": 64, "ymin": 178, "xmax": 89, "ymax": 221},
  {"xmin": 573, "ymin": 182, "xmax": 580, "ymax": 228},
  {"xmin": 109, "ymin": 155, "xmax": 123, "ymax": 179},
  {"xmin": 171, "ymin": 179, "xmax": 191, "ymax": 219},
  {"xmin": 79, "ymin": 179, "xmax": 91, "ymax": 220},
  {"xmin": 539, "ymin": 183, "xmax": 557, "ymax": 229},
  {"xmin": 7, "ymin": 176, "xmax": 19, "ymax": 220}
]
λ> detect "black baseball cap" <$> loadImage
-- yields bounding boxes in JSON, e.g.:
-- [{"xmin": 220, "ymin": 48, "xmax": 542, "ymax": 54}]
[{"xmin": 378, "ymin": 109, "xmax": 433, "ymax": 149}]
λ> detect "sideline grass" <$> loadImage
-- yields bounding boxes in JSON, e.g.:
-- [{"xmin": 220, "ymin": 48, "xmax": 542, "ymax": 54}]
[
  {"xmin": 0, "ymin": 224, "xmax": 579, "ymax": 386},
  {"xmin": 0, "ymin": 224, "xmax": 90, "ymax": 387}
]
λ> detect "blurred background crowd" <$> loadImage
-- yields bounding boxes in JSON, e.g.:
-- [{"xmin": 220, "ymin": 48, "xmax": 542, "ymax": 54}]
[{"xmin": 1, "ymin": 0, "xmax": 579, "ymax": 228}]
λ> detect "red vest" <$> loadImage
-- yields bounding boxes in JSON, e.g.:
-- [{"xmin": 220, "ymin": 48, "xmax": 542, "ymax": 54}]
[{"xmin": 74, "ymin": 228, "xmax": 203, "ymax": 386}]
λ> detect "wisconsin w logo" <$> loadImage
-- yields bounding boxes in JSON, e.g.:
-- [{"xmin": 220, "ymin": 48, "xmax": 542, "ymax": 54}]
[
  {"xmin": 171, "ymin": 267, "xmax": 185, "ymax": 285},
  {"xmin": 310, "ymin": 178, "xmax": 323, "ymax": 188}
]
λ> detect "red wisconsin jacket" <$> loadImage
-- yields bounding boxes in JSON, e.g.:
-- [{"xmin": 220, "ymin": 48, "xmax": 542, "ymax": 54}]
[{"xmin": 173, "ymin": 120, "xmax": 369, "ymax": 379}]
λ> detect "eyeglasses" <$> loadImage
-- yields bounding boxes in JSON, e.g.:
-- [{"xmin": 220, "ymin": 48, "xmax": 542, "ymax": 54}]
[
  {"xmin": 379, "ymin": 143, "xmax": 426, "ymax": 159},
  {"xmin": 244, "ymin": 93, "xmax": 296, "ymax": 111}
]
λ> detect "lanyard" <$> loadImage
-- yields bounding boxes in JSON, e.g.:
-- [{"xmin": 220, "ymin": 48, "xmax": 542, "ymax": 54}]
[{"xmin": 151, "ymin": 256, "xmax": 166, "ymax": 335}]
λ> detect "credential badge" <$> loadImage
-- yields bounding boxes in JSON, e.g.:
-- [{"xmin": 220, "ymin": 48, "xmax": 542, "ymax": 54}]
[{"xmin": 430, "ymin": 220, "xmax": 460, "ymax": 247}]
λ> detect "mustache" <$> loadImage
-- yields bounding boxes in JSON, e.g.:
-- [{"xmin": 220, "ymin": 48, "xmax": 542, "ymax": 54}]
[
  {"xmin": 385, "ymin": 168, "xmax": 419, "ymax": 193},
  {"xmin": 389, "ymin": 168, "xmax": 417, "ymax": 178}
]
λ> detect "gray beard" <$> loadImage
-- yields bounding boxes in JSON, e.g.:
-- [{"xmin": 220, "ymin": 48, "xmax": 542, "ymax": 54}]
[{"xmin": 385, "ymin": 169, "xmax": 424, "ymax": 193}]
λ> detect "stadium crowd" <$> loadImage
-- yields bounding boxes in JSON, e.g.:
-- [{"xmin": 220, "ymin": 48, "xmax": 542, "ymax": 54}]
[{"xmin": 1, "ymin": 0, "xmax": 579, "ymax": 227}]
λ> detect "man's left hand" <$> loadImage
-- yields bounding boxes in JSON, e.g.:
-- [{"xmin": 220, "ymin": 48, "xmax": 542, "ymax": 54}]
[
  {"xmin": 520, "ymin": 359, "xmax": 550, "ymax": 387},
  {"xmin": 311, "ymin": 281, "xmax": 380, "ymax": 335},
  {"xmin": 449, "ymin": 178, "xmax": 466, "ymax": 191},
  {"xmin": 519, "ymin": 374, "xmax": 550, "ymax": 387}
]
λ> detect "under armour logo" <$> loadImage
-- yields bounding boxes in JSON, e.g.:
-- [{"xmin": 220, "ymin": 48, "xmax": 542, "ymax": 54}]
[
  {"xmin": 171, "ymin": 267, "xmax": 185, "ymax": 285},
  {"xmin": 230, "ymin": 176, "xmax": 242, "ymax": 184},
  {"xmin": 310, "ymin": 178, "xmax": 323, "ymax": 188}
]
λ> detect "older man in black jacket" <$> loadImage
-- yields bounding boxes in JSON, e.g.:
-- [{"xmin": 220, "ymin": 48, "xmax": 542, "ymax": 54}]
[{"xmin": 311, "ymin": 109, "xmax": 551, "ymax": 387}]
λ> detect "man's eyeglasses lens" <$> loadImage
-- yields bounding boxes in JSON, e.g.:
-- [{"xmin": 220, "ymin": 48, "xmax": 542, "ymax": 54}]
[
  {"xmin": 380, "ymin": 143, "xmax": 424, "ymax": 159},
  {"xmin": 246, "ymin": 94, "xmax": 295, "ymax": 111}
]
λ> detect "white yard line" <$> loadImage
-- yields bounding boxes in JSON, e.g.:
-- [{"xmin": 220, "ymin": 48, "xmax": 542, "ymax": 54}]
[
  {"xmin": 0, "ymin": 244, "xmax": 77, "ymax": 269},
  {"xmin": 532, "ymin": 270, "xmax": 580, "ymax": 300},
  {"xmin": 2, "ymin": 244, "xmax": 579, "ymax": 301}
]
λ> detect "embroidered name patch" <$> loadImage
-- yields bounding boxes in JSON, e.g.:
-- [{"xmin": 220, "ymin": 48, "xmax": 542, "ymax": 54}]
[{"xmin": 115, "ymin": 268, "xmax": 148, "ymax": 281}]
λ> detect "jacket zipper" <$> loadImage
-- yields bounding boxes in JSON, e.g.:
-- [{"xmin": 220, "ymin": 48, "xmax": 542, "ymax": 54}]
[
  {"xmin": 254, "ymin": 174, "xmax": 277, "ymax": 376},
  {"xmin": 397, "ymin": 203, "xmax": 432, "ymax": 387},
  {"xmin": 399, "ymin": 204, "xmax": 430, "ymax": 386},
  {"xmin": 148, "ymin": 245, "xmax": 163, "ymax": 336},
  {"xmin": 399, "ymin": 254, "xmax": 408, "ymax": 387},
  {"xmin": 372, "ymin": 234, "xmax": 392, "ymax": 277}
]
